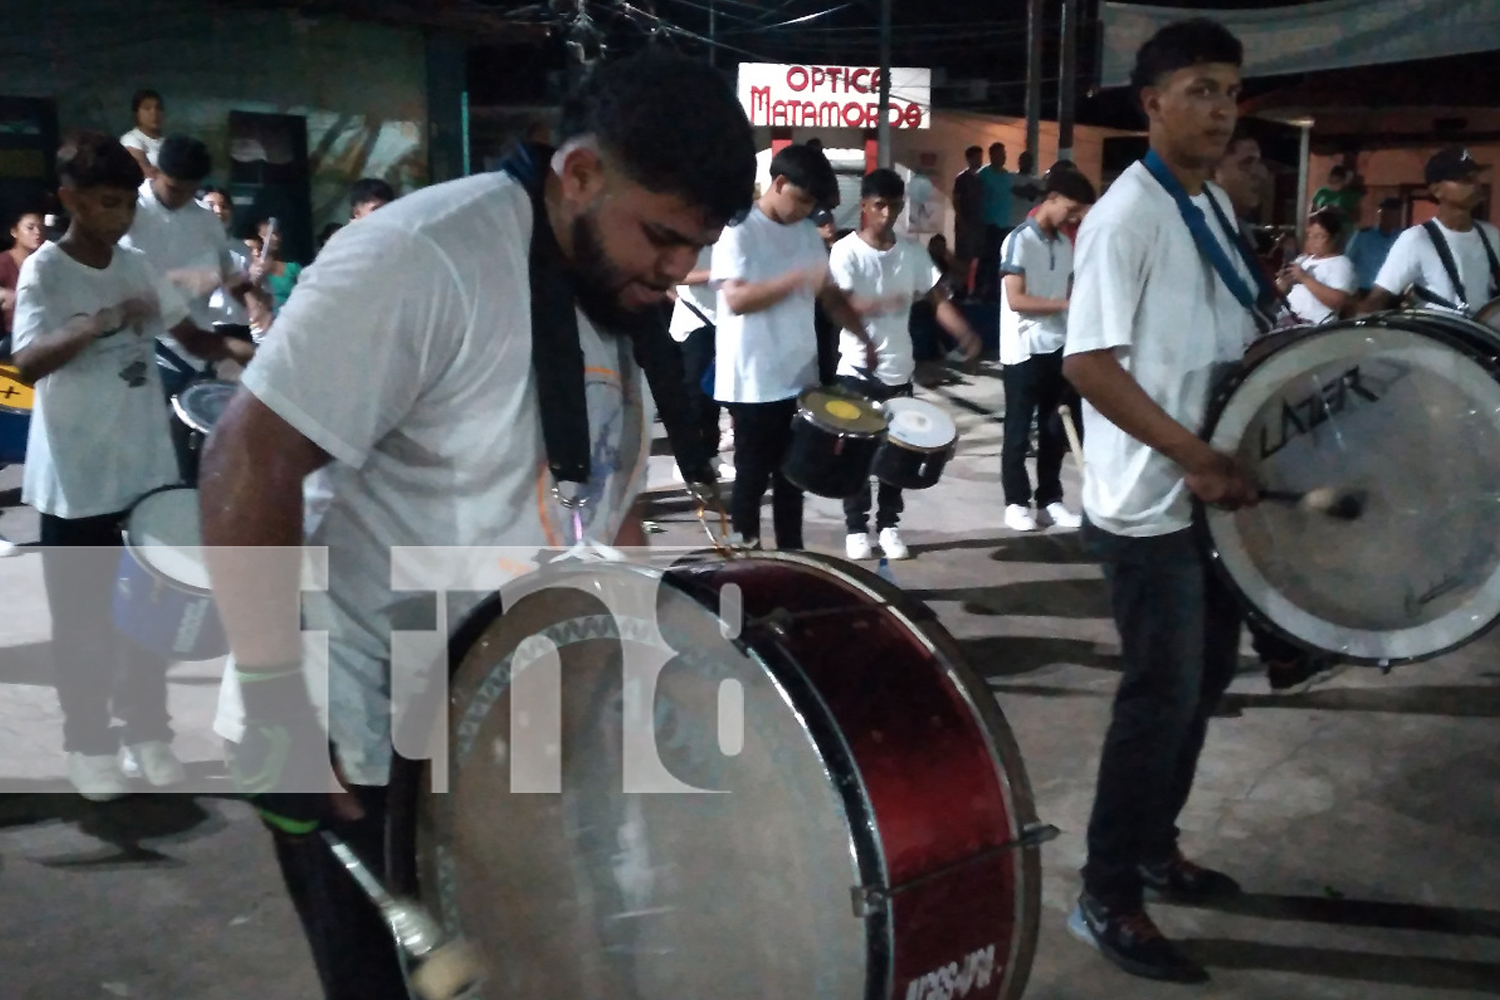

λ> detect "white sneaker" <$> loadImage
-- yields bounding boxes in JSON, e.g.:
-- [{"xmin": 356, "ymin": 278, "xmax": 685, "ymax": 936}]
[
  {"xmin": 124, "ymin": 740, "xmax": 186, "ymax": 787},
  {"xmin": 877, "ymin": 527, "xmax": 910, "ymax": 561},
  {"xmin": 1004, "ymin": 504, "xmax": 1039, "ymax": 532},
  {"xmin": 68, "ymin": 752, "xmax": 130, "ymax": 802},
  {"xmin": 1040, "ymin": 502, "xmax": 1083, "ymax": 530},
  {"xmin": 845, "ymin": 532, "xmax": 873, "ymax": 560},
  {"xmin": 0, "ymin": 536, "xmax": 18, "ymax": 558}
]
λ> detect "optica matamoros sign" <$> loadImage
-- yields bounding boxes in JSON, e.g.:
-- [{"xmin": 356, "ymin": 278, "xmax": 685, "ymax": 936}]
[{"xmin": 737, "ymin": 63, "xmax": 932, "ymax": 130}]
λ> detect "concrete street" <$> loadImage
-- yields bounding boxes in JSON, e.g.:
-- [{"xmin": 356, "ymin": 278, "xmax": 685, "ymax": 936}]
[{"xmin": 0, "ymin": 361, "xmax": 1496, "ymax": 999}]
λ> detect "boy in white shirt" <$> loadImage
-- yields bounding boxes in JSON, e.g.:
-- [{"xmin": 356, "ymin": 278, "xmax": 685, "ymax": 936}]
[
  {"xmin": 829, "ymin": 168, "xmax": 980, "ymax": 560},
  {"xmin": 1061, "ymin": 20, "xmax": 1260, "ymax": 983},
  {"xmin": 999, "ymin": 168, "xmax": 1096, "ymax": 533},
  {"xmin": 11, "ymin": 132, "xmax": 241, "ymax": 801},
  {"xmin": 1364, "ymin": 147, "xmax": 1500, "ymax": 315},
  {"xmin": 712, "ymin": 144, "xmax": 874, "ymax": 549}
]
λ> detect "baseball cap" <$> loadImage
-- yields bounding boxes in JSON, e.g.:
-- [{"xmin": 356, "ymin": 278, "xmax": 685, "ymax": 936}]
[
  {"xmin": 811, "ymin": 208, "xmax": 834, "ymax": 228},
  {"xmin": 1426, "ymin": 147, "xmax": 1485, "ymax": 185}
]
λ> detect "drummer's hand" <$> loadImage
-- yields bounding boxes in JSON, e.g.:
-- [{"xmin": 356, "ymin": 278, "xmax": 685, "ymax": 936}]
[
  {"xmin": 228, "ymin": 665, "xmax": 361, "ymax": 835},
  {"xmin": 861, "ymin": 335, "xmax": 880, "ymax": 373},
  {"xmin": 119, "ymin": 295, "xmax": 158, "ymax": 329},
  {"xmin": 1183, "ymin": 449, "xmax": 1259, "ymax": 509},
  {"xmin": 165, "ymin": 266, "xmax": 224, "ymax": 298}
]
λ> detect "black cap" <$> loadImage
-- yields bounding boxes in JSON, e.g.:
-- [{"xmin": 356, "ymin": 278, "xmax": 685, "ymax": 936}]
[
  {"xmin": 1426, "ymin": 147, "xmax": 1484, "ymax": 185},
  {"xmin": 811, "ymin": 208, "xmax": 834, "ymax": 228},
  {"xmin": 156, "ymin": 135, "xmax": 212, "ymax": 183}
]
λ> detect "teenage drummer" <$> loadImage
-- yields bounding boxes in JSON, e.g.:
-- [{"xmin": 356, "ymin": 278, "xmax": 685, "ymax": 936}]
[
  {"xmin": 1061, "ymin": 20, "xmax": 1258, "ymax": 983},
  {"xmin": 11, "ymin": 132, "xmax": 245, "ymax": 800},
  {"xmin": 998, "ymin": 168, "xmax": 1095, "ymax": 534},
  {"xmin": 1364, "ymin": 148, "xmax": 1500, "ymax": 315},
  {"xmin": 198, "ymin": 54, "xmax": 759, "ymax": 1000},
  {"xmin": 828, "ymin": 168, "xmax": 979, "ymax": 561},
  {"xmin": 712, "ymin": 143, "xmax": 875, "ymax": 550}
]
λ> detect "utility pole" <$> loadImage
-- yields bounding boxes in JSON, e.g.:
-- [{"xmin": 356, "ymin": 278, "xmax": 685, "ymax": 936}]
[
  {"xmin": 1058, "ymin": 0, "xmax": 1079, "ymax": 164},
  {"xmin": 878, "ymin": 0, "xmax": 893, "ymax": 167},
  {"xmin": 1025, "ymin": 0, "xmax": 1043, "ymax": 168}
]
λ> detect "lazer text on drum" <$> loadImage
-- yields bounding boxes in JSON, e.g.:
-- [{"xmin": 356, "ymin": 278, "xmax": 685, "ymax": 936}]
[{"xmin": 1258, "ymin": 365, "xmax": 1381, "ymax": 460}]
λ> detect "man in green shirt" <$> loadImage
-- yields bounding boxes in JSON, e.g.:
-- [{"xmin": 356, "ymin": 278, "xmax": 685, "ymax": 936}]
[{"xmin": 1311, "ymin": 164, "xmax": 1361, "ymax": 228}]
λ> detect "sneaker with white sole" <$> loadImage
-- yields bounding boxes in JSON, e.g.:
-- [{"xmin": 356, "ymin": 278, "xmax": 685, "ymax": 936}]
[
  {"xmin": 877, "ymin": 527, "xmax": 909, "ymax": 560},
  {"xmin": 125, "ymin": 740, "xmax": 186, "ymax": 787},
  {"xmin": 1004, "ymin": 504, "xmax": 1038, "ymax": 532},
  {"xmin": 845, "ymin": 532, "xmax": 873, "ymax": 560},
  {"xmin": 1040, "ymin": 502, "xmax": 1083, "ymax": 529},
  {"xmin": 0, "ymin": 535, "xmax": 18, "ymax": 558},
  {"xmin": 68, "ymin": 752, "xmax": 130, "ymax": 802}
]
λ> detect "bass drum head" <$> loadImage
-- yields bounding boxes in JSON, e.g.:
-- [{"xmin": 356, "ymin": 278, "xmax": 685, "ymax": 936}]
[
  {"xmin": 404, "ymin": 561, "xmax": 869, "ymax": 998},
  {"xmin": 172, "ymin": 379, "xmax": 237, "ymax": 435},
  {"xmin": 1202, "ymin": 318, "xmax": 1500, "ymax": 663}
]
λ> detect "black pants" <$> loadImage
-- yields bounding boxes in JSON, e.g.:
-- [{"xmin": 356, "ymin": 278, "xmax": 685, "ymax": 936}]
[
  {"xmin": 1001, "ymin": 348, "xmax": 1067, "ymax": 508},
  {"xmin": 678, "ymin": 325, "xmax": 721, "ymax": 454},
  {"xmin": 724, "ymin": 398, "xmax": 803, "ymax": 549},
  {"xmin": 978, "ymin": 224, "xmax": 1012, "ymax": 300},
  {"xmin": 40, "ymin": 512, "xmax": 172, "ymax": 755},
  {"xmin": 1080, "ymin": 521, "xmax": 1241, "ymax": 912},
  {"xmin": 158, "ymin": 356, "xmax": 202, "ymax": 486},
  {"xmin": 271, "ymin": 782, "xmax": 409, "ymax": 1000},
  {"xmin": 838, "ymin": 376, "xmax": 912, "ymax": 533}
]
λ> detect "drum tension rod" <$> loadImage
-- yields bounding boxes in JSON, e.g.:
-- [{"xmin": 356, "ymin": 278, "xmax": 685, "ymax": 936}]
[{"xmin": 849, "ymin": 822, "xmax": 1059, "ymax": 917}]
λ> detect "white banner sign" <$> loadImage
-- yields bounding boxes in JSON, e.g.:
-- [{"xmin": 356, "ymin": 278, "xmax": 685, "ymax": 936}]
[
  {"xmin": 1100, "ymin": 0, "xmax": 1500, "ymax": 88},
  {"xmin": 737, "ymin": 63, "xmax": 932, "ymax": 130}
]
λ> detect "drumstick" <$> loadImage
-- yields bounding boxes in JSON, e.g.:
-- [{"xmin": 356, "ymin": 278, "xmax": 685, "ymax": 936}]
[
  {"xmin": 1057, "ymin": 404, "xmax": 1085, "ymax": 471},
  {"xmin": 1259, "ymin": 487, "xmax": 1366, "ymax": 521},
  {"xmin": 322, "ymin": 832, "xmax": 484, "ymax": 999}
]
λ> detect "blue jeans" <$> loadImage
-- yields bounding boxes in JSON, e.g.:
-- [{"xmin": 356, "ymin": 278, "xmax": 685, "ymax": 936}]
[{"xmin": 1080, "ymin": 520, "xmax": 1241, "ymax": 910}]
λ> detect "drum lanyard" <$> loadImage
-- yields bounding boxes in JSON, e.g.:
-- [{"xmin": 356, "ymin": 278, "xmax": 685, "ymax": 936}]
[
  {"xmin": 498, "ymin": 144, "xmax": 717, "ymax": 519},
  {"xmin": 1421, "ymin": 219, "xmax": 1500, "ymax": 311},
  {"xmin": 1142, "ymin": 150, "xmax": 1281, "ymax": 334}
]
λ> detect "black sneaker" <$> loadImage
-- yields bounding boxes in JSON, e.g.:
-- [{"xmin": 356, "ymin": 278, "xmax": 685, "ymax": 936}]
[
  {"xmin": 1067, "ymin": 892, "xmax": 1208, "ymax": 983},
  {"xmin": 1140, "ymin": 853, "xmax": 1242, "ymax": 903}
]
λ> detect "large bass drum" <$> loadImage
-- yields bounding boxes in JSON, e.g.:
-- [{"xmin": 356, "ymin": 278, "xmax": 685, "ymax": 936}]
[
  {"xmin": 387, "ymin": 551, "xmax": 1043, "ymax": 1000},
  {"xmin": 1200, "ymin": 312, "xmax": 1500, "ymax": 664}
]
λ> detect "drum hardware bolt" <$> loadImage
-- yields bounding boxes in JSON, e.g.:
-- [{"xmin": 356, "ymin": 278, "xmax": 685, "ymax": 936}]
[
  {"xmin": 851, "ymin": 824, "xmax": 1062, "ymax": 917},
  {"xmin": 322, "ymin": 832, "xmax": 484, "ymax": 1000}
]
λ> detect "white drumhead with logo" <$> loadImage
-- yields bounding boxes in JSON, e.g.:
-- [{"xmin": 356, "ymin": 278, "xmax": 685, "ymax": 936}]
[{"xmin": 883, "ymin": 398, "xmax": 956, "ymax": 451}]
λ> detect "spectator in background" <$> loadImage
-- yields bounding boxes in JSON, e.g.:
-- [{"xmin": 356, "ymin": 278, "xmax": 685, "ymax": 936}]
[
  {"xmin": 952, "ymin": 145, "xmax": 985, "ymax": 290},
  {"xmin": 254, "ymin": 216, "xmax": 302, "ymax": 312},
  {"xmin": 1345, "ymin": 197, "xmax": 1403, "ymax": 298},
  {"xmin": 1277, "ymin": 209, "xmax": 1357, "ymax": 324},
  {"xmin": 1009, "ymin": 150, "xmax": 1043, "ymax": 228},
  {"xmin": 199, "ymin": 184, "xmax": 234, "ymax": 231},
  {"xmin": 1, "ymin": 207, "xmax": 47, "ymax": 351},
  {"xmin": 317, "ymin": 223, "xmax": 343, "ymax": 255},
  {"xmin": 976, "ymin": 141, "xmax": 1014, "ymax": 299},
  {"xmin": 1311, "ymin": 164, "xmax": 1361, "ymax": 227},
  {"xmin": 120, "ymin": 89, "xmax": 165, "ymax": 177},
  {"xmin": 927, "ymin": 234, "xmax": 964, "ymax": 295},
  {"xmin": 349, "ymin": 177, "xmax": 396, "ymax": 220}
]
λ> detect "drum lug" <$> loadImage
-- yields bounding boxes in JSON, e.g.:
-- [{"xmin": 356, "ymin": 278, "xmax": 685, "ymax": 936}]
[
  {"xmin": 850, "ymin": 885, "xmax": 884, "ymax": 918},
  {"xmin": 1018, "ymin": 821, "xmax": 1060, "ymax": 848}
]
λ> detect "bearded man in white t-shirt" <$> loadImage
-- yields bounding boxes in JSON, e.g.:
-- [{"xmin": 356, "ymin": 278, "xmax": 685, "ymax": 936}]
[
  {"xmin": 198, "ymin": 53, "xmax": 757, "ymax": 1000},
  {"xmin": 1364, "ymin": 147, "xmax": 1500, "ymax": 315},
  {"xmin": 1061, "ymin": 19, "xmax": 1262, "ymax": 984},
  {"xmin": 829, "ymin": 168, "xmax": 980, "ymax": 561}
]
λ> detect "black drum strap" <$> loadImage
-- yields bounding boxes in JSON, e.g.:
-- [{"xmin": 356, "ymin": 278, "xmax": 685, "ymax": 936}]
[
  {"xmin": 1423, "ymin": 219, "xmax": 1476, "ymax": 308},
  {"xmin": 498, "ymin": 144, "xmax": 716, "ymax": 488},
  {"xmin": 1476, "ymin": 224, "xmax": 1500, "ymax": 300}
]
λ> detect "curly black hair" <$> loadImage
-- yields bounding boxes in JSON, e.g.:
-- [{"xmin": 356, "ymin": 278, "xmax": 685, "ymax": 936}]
[{"xmin": 558, "ymin": 50, "xmax": 755, "ymax": 228}]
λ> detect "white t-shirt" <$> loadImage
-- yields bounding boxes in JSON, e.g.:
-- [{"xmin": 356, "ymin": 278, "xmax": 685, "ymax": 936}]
[
  {"xmin": 1374, "ymin": 218, "xmax": 1500, "ymax": 313},
  {"xmin": 1064, "ymin": 162, "xmax": 1258, "ymax": 537},
  {"xmin": 119, "ymin": 128, "xmax": 162, "ymax": 167},
  {"xmin": 1286, "ymin": 253, "xmax": 1356, "ymax": 324},
  {"xmin": 235, "ymin": 172, "xmax": 650, "ymax": 784},
  {"xmin": 11, "ymin": 243, "xmax": 185, "ymax": 518},
  {"xmin": 828, "ymin": 233, "xmax": 937, "ymax": 386},
  {"xmin": 711, "ymin": 207, "xmax": 825, "ymax": 403},
  {"xmin": 999, "ymin": 219, "xmax": 1073, "ymax": 365},
  {"xmin": 668, "ymin": 245, "xmax": 717, "ymax": 342},
  {"xmin": 122, "ymin": 181, "xmax": 239, "ymax": 370}
]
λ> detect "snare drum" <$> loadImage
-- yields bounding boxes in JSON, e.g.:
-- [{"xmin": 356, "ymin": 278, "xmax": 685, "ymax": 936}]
[
  {"xmin": 387, "ymin": 551, "xmax": 1044, "ymax": 999},
  {"xmin": 781, "ymin": 388, "xmax": 888, "ymax": 499},
  {"xmin": 873, "ymin": 397, "xmax": 958, "ymax": 490},
  {"xmin": 114, "ymin": 486, "xmax": 228, "ymax": 661},
  {"xmin": 1201, "ymin": 313, "xmax": 1500, "ymax": 664},
  {"xmin": 0, "ymin": 363, "xmax": 33, "ymax": 466},
  {"xmin": 172, "ymin": 378, "xmax": 236, "ymax": 444}
]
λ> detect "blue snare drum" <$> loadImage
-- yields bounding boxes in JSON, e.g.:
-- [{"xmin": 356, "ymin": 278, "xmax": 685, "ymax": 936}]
[
  {"xmin": 0, "ymin": 364, "xmax": 33, "ymax": 467},
  {"xmin": 114, "ymin": 486, "xmax": 228, "ymax": 661}
]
